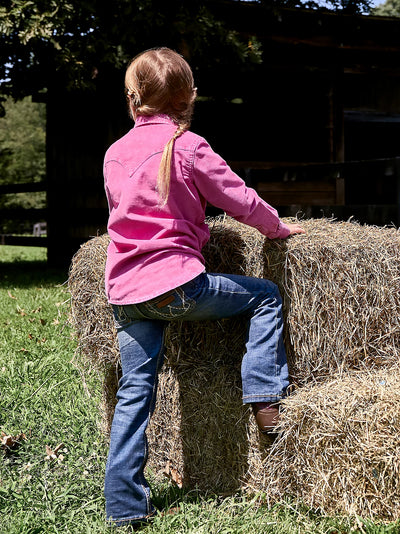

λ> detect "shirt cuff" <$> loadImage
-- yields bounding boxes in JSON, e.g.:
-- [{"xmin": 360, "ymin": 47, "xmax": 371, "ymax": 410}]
[{"xmin": 273, "ymin": 221, "xmax": 291, "ymax": 239}]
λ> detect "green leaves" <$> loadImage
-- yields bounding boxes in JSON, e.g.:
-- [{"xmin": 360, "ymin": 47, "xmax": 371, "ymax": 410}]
[
  {"xmin": 373, "ymin": 0, "xmax": 400, "ymax": 16},
  {"xmin": 0, "ymin": 96, "xmax": 46, "ymax": 184},
  {"xmin": 0, "ymin": 1, "xmax": 74, "ymax": 43},
  {"xmin": 0, "ymin": 96, "xmax": 46, "ymax": 233}
]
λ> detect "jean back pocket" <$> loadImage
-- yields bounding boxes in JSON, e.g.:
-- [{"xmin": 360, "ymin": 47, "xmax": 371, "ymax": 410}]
[{"xmin": 141, "ymin": 287, "xmax": 196, "ymax": 319}]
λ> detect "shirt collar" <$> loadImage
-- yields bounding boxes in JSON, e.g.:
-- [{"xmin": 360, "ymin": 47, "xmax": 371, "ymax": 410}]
[{"xmin": 134, "ymin": 114, "xmax": 177, "ymax": 127}]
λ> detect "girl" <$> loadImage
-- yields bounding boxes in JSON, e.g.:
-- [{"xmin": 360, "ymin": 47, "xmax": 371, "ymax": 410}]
[{"xmin": 103, "ymin": 47, "xmax": 305, "ymax": 528}]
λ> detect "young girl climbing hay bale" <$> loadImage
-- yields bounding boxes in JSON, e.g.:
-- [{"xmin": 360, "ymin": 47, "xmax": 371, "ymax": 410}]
[{"xmin": 103, "ymin": 47, "xmax": 305, "ymax": 528}]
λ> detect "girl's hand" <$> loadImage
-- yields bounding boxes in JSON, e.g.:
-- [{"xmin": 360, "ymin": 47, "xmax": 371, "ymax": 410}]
[{"xmin": 286, "ymin": 223, "xmax": 306, "ymax": 235}]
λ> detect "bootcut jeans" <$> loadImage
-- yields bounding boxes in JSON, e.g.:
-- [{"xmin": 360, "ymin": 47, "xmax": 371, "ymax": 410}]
[{"xmin": 104, "ymin": 272, "xmax": 289, "ymax": 527}]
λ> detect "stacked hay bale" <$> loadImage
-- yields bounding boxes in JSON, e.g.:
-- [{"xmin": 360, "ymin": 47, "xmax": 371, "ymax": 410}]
[
  {"xmin": 68, "ymin": 217, "xmax": 400, "ymax": 520},
  {"xmin": 264, "ymin": 369, "xmax": 400, "ymax": 520}
]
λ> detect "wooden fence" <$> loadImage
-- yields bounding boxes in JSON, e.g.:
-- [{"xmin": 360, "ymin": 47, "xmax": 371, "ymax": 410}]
[{"xmin": 229, "ymin": 157, "xmax": 400, "ymax": 224}]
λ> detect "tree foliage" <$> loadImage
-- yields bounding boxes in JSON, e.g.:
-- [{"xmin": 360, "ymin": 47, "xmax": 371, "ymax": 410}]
[
  {"xmin": 373, "ymin": 0, "xmax": 400, "ymax": 16},
  {"xmin": 0, "ymin": 96, "xmax": 46, "ymax": 232},
  {"xmin": 0, "ymin": 96, "xmax": 46, "ymax": 185}
]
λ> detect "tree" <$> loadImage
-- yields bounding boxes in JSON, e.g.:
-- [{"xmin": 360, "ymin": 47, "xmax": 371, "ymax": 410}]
[
  {"xmin": 0, "ymin": 96, "xmax": 46, "ymax": 233},
  {"xmin": 0, "ymin": 96, "xmax": 46, "ymax": 185},
  {"xmin": 373, "ymin": 0, "xmax": 400, "ymax": 16}
]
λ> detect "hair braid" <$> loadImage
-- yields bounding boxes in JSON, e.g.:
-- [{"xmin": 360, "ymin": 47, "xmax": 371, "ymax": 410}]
[{"xmin": 157, "ymin": 124, "xmax": 187, "ymax": 205}]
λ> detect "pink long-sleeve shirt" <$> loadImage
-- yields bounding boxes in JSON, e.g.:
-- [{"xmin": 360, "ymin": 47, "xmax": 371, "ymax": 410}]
[{"xmin": 104, "ymin": 114, "xmax": 290, "ymax": 304}]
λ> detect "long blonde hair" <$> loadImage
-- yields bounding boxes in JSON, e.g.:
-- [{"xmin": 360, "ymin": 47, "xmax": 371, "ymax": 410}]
[{"xmin": 125, "ymin": 48, "xmax": 197, "ymax": 204}]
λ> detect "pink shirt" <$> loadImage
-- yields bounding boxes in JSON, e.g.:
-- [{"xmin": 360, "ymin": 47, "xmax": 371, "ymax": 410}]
[{"xmin": 104, "ymin": 114, "xmax": 290, "ymax": 304}]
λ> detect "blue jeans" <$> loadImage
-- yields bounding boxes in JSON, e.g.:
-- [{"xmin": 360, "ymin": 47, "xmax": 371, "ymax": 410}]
[{"xmin": 104, "ymin": 272, "xmax": 289, "ymax": 526}]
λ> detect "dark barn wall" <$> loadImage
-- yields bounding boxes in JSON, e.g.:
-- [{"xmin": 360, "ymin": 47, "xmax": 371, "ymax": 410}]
[
  {"xmin": 46, "ymin": 75, "xmax": 130, "ymax": 267},
  {"xmin": 344, "ymin": 74, "xmax": 400, "ymax": 160},
  {"xmin": 192, "ymin": 70, "xmax": 335, "ymax": 164}
]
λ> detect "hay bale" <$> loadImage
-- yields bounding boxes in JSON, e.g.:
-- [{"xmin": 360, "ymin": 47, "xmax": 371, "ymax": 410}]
[
  {"xmin": 263, "ymin": 368, "xmax": 400, "ymax": 521},
  {"xmin": 69, "ymin": 216, "xmax": 400, "ymax": 382},
  {"xmin": 68, "ymin": 233, "xmax": 119, "ymax": 433},
  {"xmin": 68, "ymin": 216, "xmax": 400, "ymax": 513},
  {"xmin": 277, "ymin": 219, "xmax": 400, "ymax": 384}
]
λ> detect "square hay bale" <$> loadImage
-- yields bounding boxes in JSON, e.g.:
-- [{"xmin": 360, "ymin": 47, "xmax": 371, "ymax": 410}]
[
  {"xmin": 264, "ymin": 368, "xmax": 400, "ymax": 521},
  {"xmin": 68, "ymin": 216, "xmax": 400, "ymax": 516}
]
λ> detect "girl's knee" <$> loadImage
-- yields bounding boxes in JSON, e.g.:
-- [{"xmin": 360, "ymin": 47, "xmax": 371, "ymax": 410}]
[{"xmin": 261, "ymin": 279, "xmax": 281, "ymax": 299}]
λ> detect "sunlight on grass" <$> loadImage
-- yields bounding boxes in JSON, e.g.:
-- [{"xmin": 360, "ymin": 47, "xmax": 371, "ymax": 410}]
[{"xmin": 0, "ymin": 245, "xmax": 47, "ymax": 263}]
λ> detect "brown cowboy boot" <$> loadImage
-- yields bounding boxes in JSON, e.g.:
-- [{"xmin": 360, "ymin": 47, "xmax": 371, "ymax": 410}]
[{"xmin": 252, "ymin": 402, "xmax": 280, "ymax": 433}]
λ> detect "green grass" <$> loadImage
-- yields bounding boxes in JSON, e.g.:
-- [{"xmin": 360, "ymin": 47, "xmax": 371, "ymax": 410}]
[{"xmin": 1, "ymin": 246, "xmax": 399, "ymax": 533}]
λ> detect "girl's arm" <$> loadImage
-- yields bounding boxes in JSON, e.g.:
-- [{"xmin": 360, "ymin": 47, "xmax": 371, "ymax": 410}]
[{"xmin": 192, "ymin": 140, "xmax": 305, "ymax": 239}]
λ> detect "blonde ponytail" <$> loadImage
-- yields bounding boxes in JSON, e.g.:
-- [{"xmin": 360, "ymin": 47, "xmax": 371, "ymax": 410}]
[{"xmin": 157, "ymin": 125, "xmax": 186, "ymax": 205}]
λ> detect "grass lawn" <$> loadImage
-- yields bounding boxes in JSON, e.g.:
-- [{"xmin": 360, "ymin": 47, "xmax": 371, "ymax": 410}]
[{"xmin": 0, "ymin": 246, "xmax": 398, "ymax": 533}]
